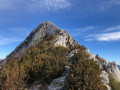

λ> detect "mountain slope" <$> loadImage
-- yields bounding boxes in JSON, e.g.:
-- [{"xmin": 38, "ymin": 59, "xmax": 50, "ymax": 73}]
[
  {"xmin": 7, "ymin": 21, "xmax": 78, "ymax": 59},
  {"xmin": 1, "ymin": 21, "xmax": 120, "ymax": 90}
]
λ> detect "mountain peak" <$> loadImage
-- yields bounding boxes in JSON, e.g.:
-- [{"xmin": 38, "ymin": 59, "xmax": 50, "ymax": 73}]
[
  {"xmin": 36, "ymin": 21, "xmax": 55, "ymax": 29},
  {"xmin": 43, "ymin": 21, "xmax": 55, "ymax": 25},
  {"xmin": 7, "ymin": 21, "xmax": 78, "ymax": 59}
]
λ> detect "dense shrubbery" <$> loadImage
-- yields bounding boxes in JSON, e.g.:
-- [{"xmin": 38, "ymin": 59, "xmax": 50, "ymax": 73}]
[
  {"xmin": 65, "ymin": 50, "xmax": 107, "ymax": 90},
  {"xmin": 0, "ymin": 59, "xmax": 27, "ymax": 90},
  {"xmin": 0, "ymin": 35, "xmax": 108, "ymax": 90},
  {"xmin": 0, "ymin": 39, "xmax": 69, "ymax": 89},
  {"xmin": 109, "ymin": 73, "xmax": 120, "ymax": 90}
]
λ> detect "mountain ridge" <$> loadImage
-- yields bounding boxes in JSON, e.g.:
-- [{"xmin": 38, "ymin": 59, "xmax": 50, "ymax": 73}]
[{"xmin": 1, "ymin": 21, "xmax": 120, "ymax": 90}]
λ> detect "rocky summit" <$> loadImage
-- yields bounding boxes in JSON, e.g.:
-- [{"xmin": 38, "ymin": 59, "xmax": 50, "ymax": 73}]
[
  {"xmin": 7, "ymin": 21, "xmax": 78, "ymax": 59},
  {"xmin": 1, "ymin": 21, "xmax": 120, "ymax": 90}
]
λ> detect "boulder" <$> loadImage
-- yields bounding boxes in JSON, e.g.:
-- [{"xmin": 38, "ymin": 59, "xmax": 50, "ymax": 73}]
[
  {"xmin": 84, "ymin": 49, "xmax": 96, "ymax": 61},
  {"xmin": 47, "ymin": 75, "xmax": 67, "ymax": 90}
]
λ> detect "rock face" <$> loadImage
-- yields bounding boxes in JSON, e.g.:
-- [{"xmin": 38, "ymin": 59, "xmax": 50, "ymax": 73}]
[
  {"xmin": 98, "ymin": 57, "xmax": 120, "ymax": 82},
  {"xmin": 7, "ymin": 21, "xmax": 78, "ymax": 59},
  {"xmin": 84, "ymin": 49, "xmax": 96, "ymax": 61},
  {"xmin": 68, "ymin": 49, "xmax": 79, "ymax": 63},
  {"xmin": 47, "ymin": 75, "xmax": 67, "ymax": 90},
  {"xmin": 100, "ymin": 71, "xmax": 111, "ymax": 90},
  {"xmin": 100, "ymin": 71, "xmax": 109, "ymax": 84}
]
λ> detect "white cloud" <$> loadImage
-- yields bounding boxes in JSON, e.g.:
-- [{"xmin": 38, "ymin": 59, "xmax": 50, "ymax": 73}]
[
  {"xmin": 104, "ymin": 25, "xmax": 120, "ymax": 32},
  {"xmin": 0, "ymin": 0, "xmax": 20, "ymax": 9},
  {"xmin": 70, "ymin": 26, "xmax": 94, "ymax": 37},
  {"xmin": 42, "ymin": 0, "xmax": 71, "ymax": 10},
  {"xmin": 0, "ymin": 0, "xmax": 12, "ymax": 9},
  {"xmin": 0, "ymin": 0, "xmax": 71, "ymax": 11},
  {"xmin": 86, "ymin": 31, "xmax": 120, "ymax": 42},
  {"xmin": 75, "ymin": 26, "xmax": 94, "ymax": 32},
  {"xmin": 0, "ymin": 37, "xmax": 23, "ymax": 45},
  {"xmin": 86, "ymin": 25, "xmax": 120, "ymax": 42},
  {"xmin": 100, "ymin": 0, "xmax": 120, "ymax": 11},
  {"xmin": 85, "ymin": 39, "xmax": 93, "ymax": 41}
]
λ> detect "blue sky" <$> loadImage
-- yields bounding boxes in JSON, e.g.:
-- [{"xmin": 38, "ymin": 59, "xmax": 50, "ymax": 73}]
[{"xmin": 0, "ymin": 0, "xmax": 120, "ymax": 64}]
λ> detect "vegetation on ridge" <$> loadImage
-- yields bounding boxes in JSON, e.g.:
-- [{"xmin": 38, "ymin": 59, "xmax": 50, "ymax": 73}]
[
  {"xmin": 109, "ymin": 73, "xmax": 120, "ymax": 90},
  {"xmin": 0, "ymin": 35, "xmax": 107, "ymax": 90},
  {"xmin": 0, "ymin": 39, "xmax": 69, "ymax": 89},
  {"xmin": 64, "ymin": 48, "xmax": 107, "ymax": 90}
]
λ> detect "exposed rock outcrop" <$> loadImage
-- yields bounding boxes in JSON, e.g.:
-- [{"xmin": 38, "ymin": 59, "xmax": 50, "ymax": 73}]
[
  {"xmin": 98, "ymin": 57, "xmax": 120, "ymax": 82},
  {"xmin": 84, "ymin": 49, "xmax": 96, "ymax": 61},
  {"xmin": 47, "ymin": 75, "xmax": 67, "ymax": 90},
  {"xmin": 68, "ymin": 49, "xmax": 79, "ymax": 63},
  {"xmin": 100, "ymin": 71, "xmax": 109, "ymax": 84},
  {"xmin": 100, "ymin": 71, "xmax": 111, "ymax": 90}
]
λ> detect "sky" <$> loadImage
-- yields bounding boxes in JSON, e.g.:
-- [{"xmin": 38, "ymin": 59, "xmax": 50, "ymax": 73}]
[{"xmin": 0, "ymin": 0, "xmax": 120, "ymax": 64}]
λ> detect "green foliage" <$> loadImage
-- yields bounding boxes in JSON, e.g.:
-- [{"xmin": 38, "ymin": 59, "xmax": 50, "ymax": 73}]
[
  {"xmin": 0, "ymin": 35, "xmax": 108, "ymax": 90},
  {"xmin": 22, "ymin": 40, "xmax": 69, "ymax": 83},
  {"xmin": 0, "ymin": 39, "xmax": 69, "ymax": 90},
  {"xmin": 109, "ymin": 73, "xmax": 120, "ymax": 90},
  {"xmin": 65, "ymin": 51, "xmax": 107, "ymax": 90},
  {"xmin": 26, "ymin": 53, "xmax": 67, "ymax": 83}
]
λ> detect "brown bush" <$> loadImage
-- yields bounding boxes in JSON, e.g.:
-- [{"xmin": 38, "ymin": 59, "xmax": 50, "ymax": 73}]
[
  {"xmin": 0, "ymin": 60, "xmax": 27, "ymax": 90},
  {"xmin": 65, "ymin": 52, "xmax": 107, "ymax": 90}
]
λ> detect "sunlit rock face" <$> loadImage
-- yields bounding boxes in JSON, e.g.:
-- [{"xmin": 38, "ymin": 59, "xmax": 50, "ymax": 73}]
[
  {"xmin": 7, "ymin": 21, "xmax": 78, "ymax": 59},
  {"xmin": 100, "ymin": 71, "xmax": 111, "ymax": 90},
  {"xmin": 84, "ymin": 49, "xmax": 96, "ymax": 61},
  {"xmin": 98, "ymin": 57, "xmax": 120, "ymax": 82}
]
